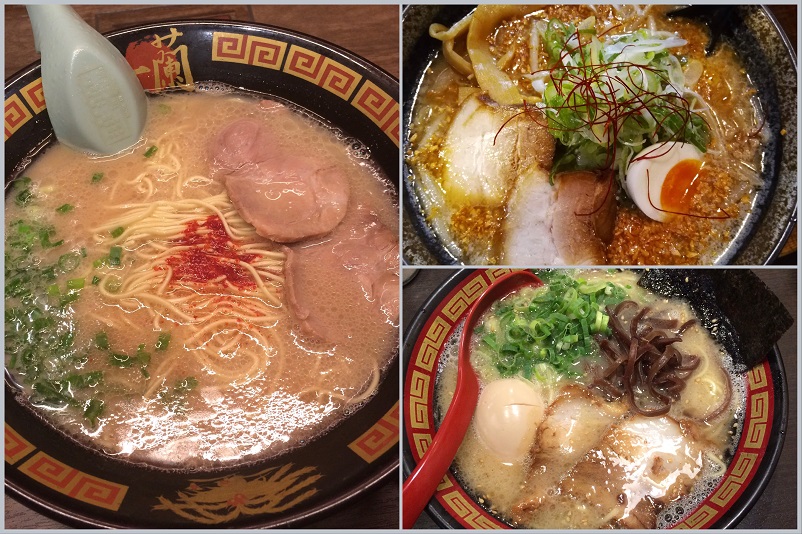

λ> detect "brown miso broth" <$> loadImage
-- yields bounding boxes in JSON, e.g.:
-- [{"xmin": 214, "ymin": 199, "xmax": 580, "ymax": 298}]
[{"xmin": 407, "ymin": 5, "xmax": 766, "ymax": 265}]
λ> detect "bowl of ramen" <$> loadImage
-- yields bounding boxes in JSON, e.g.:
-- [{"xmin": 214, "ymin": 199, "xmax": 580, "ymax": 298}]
[
  {"xmin": 402, "ymin": 269, "xmax": 790, "ymax": 529},
  {"xmin": 402, "ymin": 5, "xmax": 797, "ymax": 265},
  {"xmin": 5, "ymin": 20, "xmax": 399, "ymax": 528}
]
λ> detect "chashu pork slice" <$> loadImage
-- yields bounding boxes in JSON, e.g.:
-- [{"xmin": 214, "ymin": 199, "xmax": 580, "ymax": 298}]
[
  {"xmin": 502, "ymin": 170, "xmax": 617, "ymax": 265},
  {"xmin": 283, "ymin": 207, "xmax": 398, "ymax": 342},
  {"xmin": 511, "ymin": 385, "xmax": 627, "ymax": 522},
  {"xmin": 502, "ymin": 167, "xmax": 561, "ymax": 264},
  {"xmin": 514, "ymin": 414, "xmax": 704, "ymax": 529},
  {"xmin": 442, "ymin": 93, "xmax": 554, "ymax": 207},
  {"xmin": 210, "ymin": 118, "xmax": 350, "ymax": 243}
]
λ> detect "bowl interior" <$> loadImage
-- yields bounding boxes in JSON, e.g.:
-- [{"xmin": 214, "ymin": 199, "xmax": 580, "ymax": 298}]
[
  {"xmin": 402, "ymin": 269, "xmax": 788, "ymax": 529},
  {"xmin": 5, "ymin": 21, "xmax": 399, "ymax": 528},
  {"xmin": 401, "ymin": 6, "xmax": 797, "ymax": 265}
]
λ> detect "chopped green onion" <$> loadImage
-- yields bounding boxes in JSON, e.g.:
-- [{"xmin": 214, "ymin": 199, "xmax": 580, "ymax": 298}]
[
  {"xmin": 15, "ymin": 186, "xmax": 33, "ymax": 206},
  {"xmin": 144, "ymin": 146, "xmax": 158, "ymax": 158},
  {"xmin": 59, "ymin": 291, "xmax": 80, "ymax": 307},
  {"xmin": 91, "ymin": 172, "xmax": 104, "ymax": 183},
  {"xmin": 110, "ymin": 227, "xmax": 124, "ymax": 238},
  {"xmin": 91, "ymin": 276, "xmax": 101, "ymax": 285},
  {"xmin": 39, "ymin": 228, "xmax": 63, "ymax": 248},
  {"xmin": 109, "ymin": 352, "xmax": 133, "ymax": 367},
  {"xmin": 58, "ymin": 252, "xmax": 82, "ymax": 273},
  {"xmin": 155, "ymin": 332, "xmax": 171, "ymax": 351},
  {"xmin": 47, "ymin": 284, "xmax": 60, "ymax": 297},
  {"xmin": 95, "ymin": 332, "xmax": 110, "ymax": 351},
  {"xmin": 84, "ymin": 398, "xmax": 104, "ymax": 426},
  {"xmin": 56, "ymin": 204, "xmax": 74, "ymax": 213},
  {"xmin": 477, "ymin": 270, "xmax": 628, "ymax": 379},
  {"xmin": 108, "ymin": 246, "xmax": 123, "ymax": 266},
  {"xmin": 66, "ymin": 278, "xmax": 85, "ymax": 290}
]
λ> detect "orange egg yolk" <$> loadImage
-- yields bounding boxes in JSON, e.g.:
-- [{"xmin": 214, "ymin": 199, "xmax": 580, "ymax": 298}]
[{"xmin": 660, "ymin": 159, "xmax": 703, "ymax": 215}]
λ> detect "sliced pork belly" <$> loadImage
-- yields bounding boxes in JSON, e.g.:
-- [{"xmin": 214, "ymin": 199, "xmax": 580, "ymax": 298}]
[
  {"xmin": 501, "ymin": 167, "xmax": 561, "ymax": 264},
  {"xmin": 283, "ymin": 207, "xmax": 398, "ymax": 342},
  {"xmin": 442, "ymin": 94, "xmax": 554, "ymax": 207},
  {"xmin": 514, "ymin": 414, "xmax": 703, "ymax": 529},
  {"xmin": 502, "ymin": 170, "xmax": 617, "ymax": 265},
  {"xmin": 550, "ymin": 171, "xmax": 617, "ymax": 264},
  {"xmin": 512, "ymin": 386, "xmax": 627, "ymax": 520},
  {"xmin": 210, "ymin": 118, "xmax": 350, "ymax": 243}
]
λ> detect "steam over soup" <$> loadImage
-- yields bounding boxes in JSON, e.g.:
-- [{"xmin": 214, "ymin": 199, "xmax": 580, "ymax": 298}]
[
  {"xmin": 434, "ymin": 270, "xmax": 743, "ymax": 529},
  {"xmin": 407, "ymin": 5, "xmax": 767, "ymax": 265},
  {"xmin": 5, "ymin": 91, "xmax": 399, "ymax": 467}
]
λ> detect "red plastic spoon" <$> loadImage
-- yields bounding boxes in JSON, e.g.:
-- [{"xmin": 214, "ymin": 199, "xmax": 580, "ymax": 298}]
[{"xmin": 402, "ymin": 270, "xmax": 543, "ymax": 529}]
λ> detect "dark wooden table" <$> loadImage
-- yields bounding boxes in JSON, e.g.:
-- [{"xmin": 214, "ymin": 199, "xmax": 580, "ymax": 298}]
[
  {"xmin": 403, "ymin": 267, "xmax": 797, "ymax": 529},
  {"xmin": 3, "ymin": 4, "xmax": 399, "ymax": 530}
]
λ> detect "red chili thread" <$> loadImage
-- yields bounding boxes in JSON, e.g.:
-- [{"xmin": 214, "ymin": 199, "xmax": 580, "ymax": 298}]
[
  {"xmin": 162, "ymin": 215, "xmax": 259, "ymax": 290},
  {"xmin": 492, "ymin": 26, "xmax": 723, "ymax": 219}
]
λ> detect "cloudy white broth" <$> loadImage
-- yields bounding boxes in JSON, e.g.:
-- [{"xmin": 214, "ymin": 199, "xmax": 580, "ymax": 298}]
[
  {"xmin": 434, "ymin": 270, "xmax": 744, "ymax": 529},
  {"xmin": 5, "ymin": 90, "xmax": 399, "ymax": 467}
]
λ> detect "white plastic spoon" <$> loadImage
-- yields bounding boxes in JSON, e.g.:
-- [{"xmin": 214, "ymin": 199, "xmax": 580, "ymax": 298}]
[{"xmin": 26, "ymin": 5, "xmax": 147, "ymax": 155}]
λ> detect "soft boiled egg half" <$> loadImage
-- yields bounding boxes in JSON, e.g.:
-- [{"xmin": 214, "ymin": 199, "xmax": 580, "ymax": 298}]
[
  {"xmin": 625, "ymin": 141, "xmax": 704, "ymax": 222},
  {"xmin": 474, "ymin": 377, "xmax": 545, "ymax": 464}
]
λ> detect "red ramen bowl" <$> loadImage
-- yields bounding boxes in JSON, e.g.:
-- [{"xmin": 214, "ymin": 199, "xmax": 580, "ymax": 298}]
[
  {"xmin": 5, "ymin": 18, "xmax": 399, "ymax": 529},
  {"xmin": 402, "ymin": 269, "xmax": 792, "ymax": 529}
]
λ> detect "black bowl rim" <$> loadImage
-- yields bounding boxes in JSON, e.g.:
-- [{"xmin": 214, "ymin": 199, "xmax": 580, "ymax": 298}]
[
  {"xmin": 6, "ymin": 19, "xmax": 398, "ymax": 91},
  {"xmin": 401, "ymin": 5, "xmax": 798, "ymax": 266},
  {"xmin": 5, "ymin": 18, "xmax": 399, "ymax": 529},
  {"xmin": 401, "ymin": 268, "xmax": 790, "ymax": 529}
]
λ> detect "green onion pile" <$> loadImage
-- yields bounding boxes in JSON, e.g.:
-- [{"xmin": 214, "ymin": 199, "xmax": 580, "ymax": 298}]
[
  {"xmin": 530, "ymin": 17, "xmax": 711, "ymax": 182},
  {"xmin": 475, "ymin": 270, "xmax": 629, "ymax": 380}
]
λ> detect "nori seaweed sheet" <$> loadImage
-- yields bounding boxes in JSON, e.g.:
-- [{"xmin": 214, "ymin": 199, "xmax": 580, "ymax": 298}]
[{"xmin": 638, "ymin": 269, "xmax": 793, "ymax": 371}]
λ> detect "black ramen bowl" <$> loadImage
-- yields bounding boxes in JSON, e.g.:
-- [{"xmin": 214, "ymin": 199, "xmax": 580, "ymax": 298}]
[
  {"xmin": 402, "ymin": 269, "xmax": 790, "ymax": 529},
  {"xmin": 5, "ymin": 21, "xmax": 399, "ymax": 528},
  {"xmin": 402, "ymin": 5, "xmax": 797, "ymax": 265}
]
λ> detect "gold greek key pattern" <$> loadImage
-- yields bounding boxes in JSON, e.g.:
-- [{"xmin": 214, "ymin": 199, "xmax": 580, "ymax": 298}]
[
  {"xmin": 211, "ymin": 32, "xmax": 286, "ymax": 69},
  {"xmin": 676, "ymin": 504, "xmax": 717, "ymax": 529},
  {"xmin": 18, "ymin": 452, "xmax": 128, "ymax": 511},
  {"xmin": 348, "ymin": 402, "xmax": 399, "ymax": 463},
  {"xmin": 284, "ymin": 45, "xmax": 361, "ymax": 101},
  {"xmin": 710, "ymin": 452, "xmax": 758, "ymax": 507},
  {"xmin": 411, "ymin": 432, "xmax": 432, "ymax": 459},
  {"xmin": 744, "ymin": 391, "xmax": 769, "ymax": 448},
  {"xmin": 351, "ymin": 80, "xmax": 398, "ymax": 146},
  {"xmin": 442, "ymin": 276, "xmax": 489, "ymax": 322},
  {"xmin": 5, "ymin": 94, "xmax": 33, "ymax": 140},
  {"xmin": 408, "ymin": 370, "xmax": 431, "ymax": 430},
  {"xmin": 21, "ymin": 78, "xmax": 46, "ymax": 114},
  {"xmin": 747, "ymin": 364, "xmax": 768, "ymax": 389},
  {"xmin": 416, "ymin": 316, "xmax": 451, "ymax": 372},
  {"xmin": 441, "ymin": 490, "xmax": 503, "ymax": 529},
  {"xmin": 5, "ymin": 424, "xmax": 35, "ymax": 465}
]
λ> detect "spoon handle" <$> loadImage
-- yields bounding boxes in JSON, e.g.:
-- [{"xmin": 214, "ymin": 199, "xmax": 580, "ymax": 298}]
[
  {"xmin": 402, "ymin": 368, "xmax": 479, "ymax": 529},
  {"xmin": 402, "ymin": 270, "xmax": 542, "ymax": 528}
]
